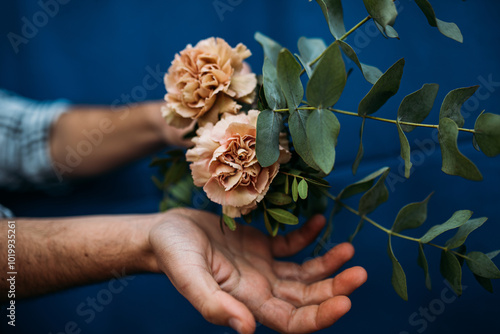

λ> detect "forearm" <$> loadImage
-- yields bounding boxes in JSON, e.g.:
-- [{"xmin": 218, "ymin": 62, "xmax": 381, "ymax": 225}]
[
  {"xmin": 0, "ymin": 214, "xmax": 160, "ymax": 300},
  {"xmin": 50, "ymin": 102, "xmax": 187, "ymax": 179}
]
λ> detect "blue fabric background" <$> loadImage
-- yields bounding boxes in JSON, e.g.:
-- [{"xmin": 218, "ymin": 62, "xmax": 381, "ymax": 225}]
[{"xmin": 1, "ymin": 0, "xmax": 499, "ymax": 333}]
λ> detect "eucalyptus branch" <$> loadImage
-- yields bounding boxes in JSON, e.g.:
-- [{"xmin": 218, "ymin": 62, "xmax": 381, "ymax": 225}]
[
  {"xmin": 321, "ymin": 190, "xmax": 471, "ymax": 260},
  {"xmin": 299, "ymin": 15, "xmax": 371, "ymax": 76},
  {"xmin": 272, "ymin": 106, "xmax": 476, "ymax": 134}
]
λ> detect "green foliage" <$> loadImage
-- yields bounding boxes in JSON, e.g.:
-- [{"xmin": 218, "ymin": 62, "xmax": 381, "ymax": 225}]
[
  {"xmin": 414, "ymin": 0, "xmax": 463, "ymax": 43},
  {"xmin": 254, "ymin": 32, "xmax": 282, "ymax": 66},
  {"xmin": 358, "ymin": 168, "xmax": 390, "ymax": 216},
  {"xmin": 474, "ymin": 112, "xmax": 500, "ymax": 157},
  {"xmin": 396, "ymin": 120, "xmax": 412, "ymax": 178},
  {"xmin": 337, "ymin": 40, "xmax": 382, "ymax": 85},
  {"xmin": 277, "ymin": 49, "xmax": 303, "ymax": 111},
  {"xmin": 387, "ymin": 236, "xmax": 408, "ymax": 300},
  {"xmin": 420, "ymin": 210, "xmax": 473, "ymax": 243},
  {"xmin": 315, "ymin": 0, "xmax": 345, "ymax": 40},
  {"xmin": 266, "ymin": 208, "xmax": 299, "ymax": 225},
  {"xmin": 256, "ymin": 109, "xmax": 283, "ymax": 167},
  {"xmin": 438, "ymin": 117, "xmax": 483, "ymax": 181},
  {"xmin": 352, "ymin": 117, "xmax": 365, "ymax": 175},
  {"xmin": 306, "ymin": 42, "xmax": 346, "ymax": 108},
  {"xmin": 398, "ymin": 84, "xmax": 439, "ymax": 132},
  {"xmin": 362, "ymin": 0, "xmax": 398, "ymax": 37},
  {"xmin": 298, "ymin": 179, "xmax": 308, "ymax": 199},
  {"xmin": 417, "ymin": 244, "xmax": 432, "ymax": 290},
  {"xmin": 289, "ymin": 109, "xmax": 320, "ymax": 170},
  {"xmin": 391, "ymin": 194, "xmax": 432, "ymax": 233},
  {"xmin": 445, "ymin": 217, "xmax": 488, "ymax": 249},
  {"xmin": 466, "ymin": 252, "xmax": 500, "ymax": 279},
  {"xmin": 266, "ymin": 192, "xmax": 293, "ymax": 206},
  {"xmin": 307, "ymin": 108, "xmax": 341, "ymax": 174},
  {"xmin": 358, "ymin": 58, "xmax": 405, "ymax": 116},
  {"xmin": 223, "ymin": 214, "xmax": 237, "ymax": 231},
  {"xmin": 262, "ymin": 58, "xmax": 286, "ymax": 110},
  {"xmin": 339, "ymin": 167, "xmax": 389, "ymax": 200},
  {"xmin": 439, "ymin": 86, "xmax": 478, "ymax": 128},
  {"xmin": 296, "ymin": 37, "xmax": 326, "ymax": 78},
  {"xmin": 440, "ymin": 250, "xmax": 463, "ymax": 295}
]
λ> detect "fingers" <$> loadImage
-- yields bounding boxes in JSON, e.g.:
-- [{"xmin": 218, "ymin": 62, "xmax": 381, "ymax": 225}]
[
  {"xmin": 273, "ymin": 242, "xmax": 355, "ymax": 283},
  {"xmin": 256, "ymin": 294, "xmax": 352, "ymax": 333},
  {"xmin": 271, "ymin": 266, "xmax": 368, "ymax": 307},
  {"xmin": 271, "ymin": 214, "xmax": 326, "ymax": 257}
]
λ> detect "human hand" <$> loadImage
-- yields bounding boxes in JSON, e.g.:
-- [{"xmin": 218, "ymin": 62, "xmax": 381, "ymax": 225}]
[
  {"xmin": 149, "ymin": 209, "xmax": 367, "ymax": 334},
  {"xmin": 144, "ymin": 101, "xmax": 194, "ymax": 148}
]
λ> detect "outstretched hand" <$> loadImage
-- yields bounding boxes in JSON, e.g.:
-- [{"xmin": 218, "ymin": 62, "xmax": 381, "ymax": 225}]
[{"xmin": 150, "ymin": 209, "xmax": 367, "ymax": 334}]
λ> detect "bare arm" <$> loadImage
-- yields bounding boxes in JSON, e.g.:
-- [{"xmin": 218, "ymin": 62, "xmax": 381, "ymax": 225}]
[
  {"xmin": 0, "ymin": 214, "xmax": 159, "ymax": 299},
  {"xmin": 49, "ymin": 102, "xmax": 190, "ymax": 179},
  {"xmin": 0, "ymin": 210, "xmax": 367, "ymax": 333}
]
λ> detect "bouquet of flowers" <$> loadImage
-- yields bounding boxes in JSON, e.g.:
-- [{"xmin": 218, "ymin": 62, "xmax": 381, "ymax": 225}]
[{"xmin": 151, "ymin": 0, "xmax": 500, "ymax": 300}]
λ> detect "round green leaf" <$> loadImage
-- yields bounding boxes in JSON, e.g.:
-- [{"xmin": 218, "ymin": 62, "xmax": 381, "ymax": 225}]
[
  {"xmin": 466, "ymin": 251, "xmax": 500, "ymax": 279},
  {"xmin": 256, "ymin": 109, "xmax": 283, "ymax": 167},
  {"xmin": 438, "ymin": 117, "xmax": 483, "ymax": 181},
  {"xmin": 474, "ymin": 112, "xmax": 500, "ymax": 157}
]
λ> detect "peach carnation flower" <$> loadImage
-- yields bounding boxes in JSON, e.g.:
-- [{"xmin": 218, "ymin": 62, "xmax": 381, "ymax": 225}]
[
  {"xmin": 162, "ymin": 37, "xmax": 257, "ymax": 128},
  {"xmin": 186, "ymin": 110, "xmax": 291, "ymax": 218}
]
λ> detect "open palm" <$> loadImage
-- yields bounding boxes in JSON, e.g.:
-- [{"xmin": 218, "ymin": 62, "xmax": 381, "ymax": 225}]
[{"xmin": 150, "ymin": 208, "xmax": 367, "ymax": 334}]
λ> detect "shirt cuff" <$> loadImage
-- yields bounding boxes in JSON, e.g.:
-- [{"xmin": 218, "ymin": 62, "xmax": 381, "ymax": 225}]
[{"xmin": 19, "ymin": 99, "xmax": 70, "ymax": 186}]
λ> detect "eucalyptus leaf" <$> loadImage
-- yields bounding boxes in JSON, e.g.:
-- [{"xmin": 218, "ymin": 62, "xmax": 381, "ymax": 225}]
[
  {"xmin": 298, "ymin": 37, "xmax": 327, "ymax": 65},
  {"xmin": 298, "ymin": 179, "xmax": 309, "ymax": 200},
  {"xmin": 264, "ymin": 211, "xmax": 278, "ymax": 237},
  {"xmin": 474, "ymin": 112, "xmax": 500, "ymax": 157},
  {"xmin": 306, "ymin": 42, "xmax": 346, "ymax": 108},
  {"xmin": 266, "ymin": 192, "xmax": 293, "ymax": 206},
  {"xmin": 456, "ymin": 245, "xmax": 467, "ymax": 267},
  {"xmin": 417, "ymin": 243, "xmax": 432, "ymax": 290},
  {"xmin": 414, "ymin": 0, "xmax": 463, "ymax": 43},
  {"xmin": 339, "ymin": 167, "xmax": 389, "ymax": 200},
  {"xmin": 263, "ymin": 58, "xmax": 286, "ymax": 110},
  {"xmin": 466, "ymin": 251, "xmax": 500, "ymax": 279},
  {"xmin": 289, "ymin": 109, "xmax": 320, "ymax": 170},
  {"xmin": 254, "ymin": 32, "xmax": 283, "ymax": 66},
  {"xmin": 363, "ymin": 0, "xmax": 398, "ymax": 35},
  {"xmin": 277, "ymin": 49, "xmax": 303, "ymax": 110},
  {"xmin": 440, "ymin": 250, "xmax": 463, "ymax": 295},
  {"xmin": 348, "ymin": 218, "xmax": 365, "ymax": 243},
  {"xmin": 337, "ymin": 40, "xmax": 382, "ymax": 84},
  {"xmin": 266, "ymin": 208, "xmax": 299, "ymax": 225},
  {"xmin": 445, "ymin": 217, "xmax": 488, "ymax": 249},
  {"xmin": 487, "ymin": 250, "xmax": 500, "ymax": 260},
  {"xmin": 352, "ymin": 117, "xmax": 365, "ymax": 175},
  {"xmin": 473, "ymin": 274, "xmax": 494, "ymax": 293},
  {"xmin": 315, "ymin": 0, "xmax": 346, "ymax": 39},
  {"xmin": 358, "ymin": 58, "xmax": 405, "ymax": 116},
  {"xmin": 222, "ymin": 214, "xmax": 237, "ymax": 231},
  {"xmin": 396, "ymin": 120, "xmax": 412, "ymax": 178},
  {"xmin": 398, "ymin": 84, "xmax": 440, "ymax": 132},
  {"xmin": 358, "ymin": 168, "xmax": 390, "ymax": 216},
  {"xmin": 392, "ymin": 193, "xmax": 433, "ymax": 233},
  {"xmin": 292, "ymin": 177, "xmax": 299, "ymax": 202},
  {"xmin": 438, "ymin": 117, "xmax": 483, "ymax": 181},
  {"xmin": 307, "ymin": 108, "xmax": 341, "ymax": 174},
  {"xmin": 284, "ymin": 174, "xmax": 289, "ymax": 195},
  {"xmin": 256, "ymin": 109, "xmax": 283, "ymax": 167},
  {"xmin": 296, "ymin": 54, "xmax": 313, "ymax": 78},
  {"xmin": 420, "ymin": 210, "xmax": 473, "ymax": 244},
  {"xmin": 388, "ymin": 236, "xmax": 408, "ymax": 300},
  {"xmin": 440, "ymin": 86, "xmax": 479, "ymax": 128}
]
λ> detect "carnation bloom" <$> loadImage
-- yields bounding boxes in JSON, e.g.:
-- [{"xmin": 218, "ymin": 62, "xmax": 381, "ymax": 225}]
[
  {"xmin": 186, "ymin": 110, "xmax": 291, "ymax": 218},
  {"xmin": 162, "ymin": 37, "xmax": 257, "ymax": 128}
]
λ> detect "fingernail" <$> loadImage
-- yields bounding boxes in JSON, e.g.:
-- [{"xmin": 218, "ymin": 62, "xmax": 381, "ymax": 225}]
[{"xmin": 228, "ymin": 317, "xmax": 243, "ymax": 333}]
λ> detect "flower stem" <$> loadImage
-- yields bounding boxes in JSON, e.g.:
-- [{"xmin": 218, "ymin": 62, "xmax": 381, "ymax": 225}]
[{"xmin": 321, "ymin": 190, "xmax": 471, "ymax": 260}]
